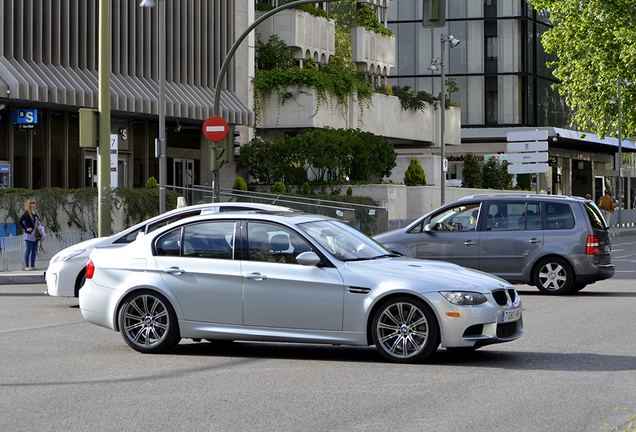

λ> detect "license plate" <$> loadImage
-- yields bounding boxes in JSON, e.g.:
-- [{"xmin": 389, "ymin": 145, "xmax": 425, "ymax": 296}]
[{"xmin": 501, "ymin": 308, "xmax": 521, "ymax": 323}]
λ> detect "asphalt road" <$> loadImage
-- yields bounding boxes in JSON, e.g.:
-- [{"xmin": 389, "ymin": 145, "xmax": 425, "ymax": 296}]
[{"xmin": 1, "ymin": 236, "xmax": 636, "ymax": 431}]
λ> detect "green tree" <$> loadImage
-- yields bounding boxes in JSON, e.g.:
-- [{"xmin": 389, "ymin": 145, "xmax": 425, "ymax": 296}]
[
  {"xmin": 481, "ymin": 157, "xmax": 502, "ymax": 190},
  {"xmin": 527, "ymin": 0, "xmax": 636, "ymax": 139},
  {"xmin": 461, "ymin": 153, "xmax": 481, "ymax": 188},
  {"xmin": 516, "ymin": 173, "xmax": 532, "ymax": 190},
  {"xmin": 232, "ymin": 177, "xmax": 248, "ymax": 191},
  {"xmin": 404, "ymin": 158, "xmax": 426, "ymax": 186}
]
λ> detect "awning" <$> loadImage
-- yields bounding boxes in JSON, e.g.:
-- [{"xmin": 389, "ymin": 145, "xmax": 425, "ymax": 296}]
[{"xmin": 0, "ymin": 56, "xmax": 252, "ymax": 126}]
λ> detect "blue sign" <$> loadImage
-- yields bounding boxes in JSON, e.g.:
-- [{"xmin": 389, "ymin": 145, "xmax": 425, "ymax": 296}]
[
  {"xmin": 12, "ymin": 109, "xmax": 38, "ymax": 124},
  {"xmin": 0, "ymin": 165, "xmax": 9, "ymax": 173}
]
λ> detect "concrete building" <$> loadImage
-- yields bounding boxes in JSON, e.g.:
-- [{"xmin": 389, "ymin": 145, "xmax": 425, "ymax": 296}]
[
  {"xmin": 386, "ymin": 0, "xmax": 636, "ymax": 206},
  {"xmin": 0, "ymin": 0, "xmax": 455, "ymax": 197}
]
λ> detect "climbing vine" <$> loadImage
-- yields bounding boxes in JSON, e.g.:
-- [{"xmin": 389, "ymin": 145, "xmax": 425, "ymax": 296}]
[{"xmin": 0, "ymin": 188, "xmax": 179, "ymax": 233}]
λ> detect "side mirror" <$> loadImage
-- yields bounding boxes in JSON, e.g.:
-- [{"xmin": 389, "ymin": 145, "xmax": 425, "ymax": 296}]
[
  {"xmin": 296, "ymin": 251, "xmax": 322, "ymax": 266},
  {"xmin": 423, "ymin": 224, "xmax": 436, "ymax": 236}
]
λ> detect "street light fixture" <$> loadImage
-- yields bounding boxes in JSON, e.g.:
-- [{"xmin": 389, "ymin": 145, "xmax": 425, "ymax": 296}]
[
  {"xmin": 140, "ymin": 0, "xmax": 166, "ymax": 214},
  {"xmin": 610, "ymin": 79, "xmax": 631, "ymax": 226},
  {"xmin": 430, "ymin": 34, "xmax": 460, "ymax": 205}
]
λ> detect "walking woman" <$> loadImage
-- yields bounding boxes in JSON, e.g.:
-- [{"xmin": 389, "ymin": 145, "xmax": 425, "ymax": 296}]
[{"xmin": 18, "ymin": 198, "xmax": 42, "ymax": 270}]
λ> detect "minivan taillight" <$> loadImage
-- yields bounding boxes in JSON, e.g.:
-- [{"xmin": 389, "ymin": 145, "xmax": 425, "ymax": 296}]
[
  {"xmin": 586, "ymin": 236, "xmax": 600, "ymax": 255},
  {"xmin": 86, "ymin": 259, "xmax": 95, "ymax": 279}
]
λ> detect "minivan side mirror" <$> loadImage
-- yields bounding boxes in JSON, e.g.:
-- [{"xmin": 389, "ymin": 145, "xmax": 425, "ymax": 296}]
[{"xmin": 423, "ymin": 224, "xmax": 436, "ymax": 235}]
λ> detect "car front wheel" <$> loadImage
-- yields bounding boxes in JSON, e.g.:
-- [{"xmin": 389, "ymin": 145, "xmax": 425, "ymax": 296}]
[
  {"xmin": 371, "ymin": 296, "xmax": 439, "ymax": 363},
  {"xmin": 534, "ymin": 257, "xmax": 573, "ymax": 295},
  {"xmin": 118, "ymin": 290, "xmax": 181, "ymax": 353}
]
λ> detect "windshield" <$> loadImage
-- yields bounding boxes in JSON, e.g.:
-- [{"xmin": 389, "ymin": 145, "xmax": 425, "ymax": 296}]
[{"xmin": 297, "ymin": 220, "xmax": 394, "ymax": 261}]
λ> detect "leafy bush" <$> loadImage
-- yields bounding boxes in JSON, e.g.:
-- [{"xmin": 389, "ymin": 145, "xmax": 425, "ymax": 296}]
[
  {"xmin": 255, "ymin": 34, "xmax": 296, "ymax": 72},
  {"xmin": 391, "ymin": 85, "xmax": 436, "ymax": 112},
  {"xmin": 302, "ymin": 182, "xmax": 311, "ymax": 195},
  {"xmin": 346, "ymin": 186, "xmax": 353, "ymax": 196},
  {"xmin": 404, "ymin": 158, "xmax": 427, "ymax": 186},
  {"xmin": 516, "ymin": 174, "xmax": 532, "ymax": 190},
  {"xmin": 146, "ymin": 176, "xmax": 158, "ymax": 189},
  {"xmin": 272, "ymin": 181, "xmax": 287, "ymax": 193},
  {"xmin": 232, "ymin": 177, "xmax": 248, "ymax": 191},
  {"xmin": 238, "ymin": 128, "xmax": 396, "ymax": 186},
  {"xmin": 356, "ymin": 3, "xmax": 394, "ymax": 37}
]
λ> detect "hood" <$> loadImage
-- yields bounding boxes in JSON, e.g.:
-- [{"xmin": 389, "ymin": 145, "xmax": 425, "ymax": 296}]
[{"xmin": 343, "ymin": 257, "xmax": 511, "ymax": 293}]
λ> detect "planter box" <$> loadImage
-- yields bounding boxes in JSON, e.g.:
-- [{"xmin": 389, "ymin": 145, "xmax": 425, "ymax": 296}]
[
  {"xmin": 260, "ymin": 86, "xmax": 439, "ymax": 145},
  {"xmin": 351, "ymin": 26, "xmax": 395, "ymax": 76},
  {"xmin": 255, "ymin": 9, "xmax": 335, "ymax": 64}
]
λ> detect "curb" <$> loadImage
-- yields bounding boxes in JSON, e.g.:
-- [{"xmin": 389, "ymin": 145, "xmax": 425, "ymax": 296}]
[{"xmin": 0, "ymin": 272, "xmax": 45, "ymax": 285}]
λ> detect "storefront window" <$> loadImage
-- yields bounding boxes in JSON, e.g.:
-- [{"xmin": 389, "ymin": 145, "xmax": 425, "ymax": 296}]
[{"xmin": 51, "ymin": 112, "xmax": 65, "ymax": 188}]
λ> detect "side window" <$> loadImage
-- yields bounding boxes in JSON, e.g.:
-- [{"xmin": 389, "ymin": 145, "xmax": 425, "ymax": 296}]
[
  {"xmin": 486, "ymin": 201, "xmax": 528, "ymax": 231},
  {"xmin": 546, "ymin": 203, "xmax": 575, "ymax": 230},
  {"xmin": 248, "ymin": 222, "xmax": 312, "ymax": 264},
  {"xmin": 182, "ymin": 221, "xmax": 236, "ymax": 259},
  {"xmin": 518, "ymin": 203, "xmax": 542, "ymax": 230},
  {"xmin": 155, "ymin": 228, "xmax": 182, "ymax": 256},
  {"xmin": 429, "ymin": 203, "xmax": 481, "ymax": 232}
]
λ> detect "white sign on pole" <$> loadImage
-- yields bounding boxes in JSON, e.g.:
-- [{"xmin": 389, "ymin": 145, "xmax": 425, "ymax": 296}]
[
  {"xmin": 506, "ymin": 141, "xmax": 549, "ymax": 153},
  {"xmin": 507, "ymin": 152, "xmax": 549, "ymax": 163},
  {"xmin": 507, "ymin": 130, "xmax": 548, "ymax": 142},
  {"xmin": 110, "ymin": 134, "xmax": 118, "ymax": 188},
  {"xmin": 508, "ymin": 163, "xmax": 549, "ymax": 175}
]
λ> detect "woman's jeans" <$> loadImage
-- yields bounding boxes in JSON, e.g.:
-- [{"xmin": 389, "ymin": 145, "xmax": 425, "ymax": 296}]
[{"xmin": 25, "ymin": 240, "xmax": 38, "ymax": 268}]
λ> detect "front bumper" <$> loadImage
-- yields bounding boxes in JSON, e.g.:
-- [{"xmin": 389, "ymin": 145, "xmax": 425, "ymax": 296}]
[{"xmin": 45, "ymin": 257, "xmax": 86, "ymax": 297}]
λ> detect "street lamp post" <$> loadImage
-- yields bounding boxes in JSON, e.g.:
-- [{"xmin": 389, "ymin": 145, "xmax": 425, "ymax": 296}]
[
  {"xmin": 611, "ymin": 79, "xmax": 631, "ymax": 226},
  {"xmin": 140, "ymin": 0, "xmax": 166, "ymax": 214},
  {"xmin": 429, "ymin": 34, "xmax": 460, "ymax": 205}
]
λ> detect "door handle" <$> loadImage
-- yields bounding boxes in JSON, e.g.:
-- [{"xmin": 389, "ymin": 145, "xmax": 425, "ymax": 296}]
[
  {"xmin": 245, "ymin": 272, "xmax": 267, "ymax": 281},
  {"xmin": 163, "ymin": 266, "xmax": 185, "ymax": 275},
  {"xmin": 464, "ymin": 240, "xmax": 477, "ymax": 246},
  {"xmin": 528, "ymin": 238, "xmax": 542, "ymax": 244}
]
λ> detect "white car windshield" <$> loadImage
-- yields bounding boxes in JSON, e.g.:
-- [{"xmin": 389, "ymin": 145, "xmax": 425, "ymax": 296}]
[{"xmin": 298, "ymin": 220, "xmax": 396, "ymax": 261}]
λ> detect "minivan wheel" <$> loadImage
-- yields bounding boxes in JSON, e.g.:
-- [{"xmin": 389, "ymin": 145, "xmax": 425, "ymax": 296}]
[{"xmin": 534, "ymin": 257, "xmax": 573, "ymax": 295}]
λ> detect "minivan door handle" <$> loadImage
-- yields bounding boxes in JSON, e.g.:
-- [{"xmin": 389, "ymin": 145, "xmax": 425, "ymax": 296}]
[
  {"xmin": 464, "ymin": 240, "xmax": 477, "ymax": 246},
  {"xmin": 528, "ymin": 238, "xmax": 542, "ymax": 244}
]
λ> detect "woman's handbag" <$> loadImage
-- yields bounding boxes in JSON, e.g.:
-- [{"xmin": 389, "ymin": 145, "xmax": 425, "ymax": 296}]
[{"xmin": 34, "ymin": 226, "xmax": 43, "ymax": 239}]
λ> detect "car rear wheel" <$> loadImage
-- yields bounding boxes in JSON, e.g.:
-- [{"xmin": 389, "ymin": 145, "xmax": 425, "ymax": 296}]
[
  {"xmin": 73, "ymin": 269, "xmax": 86, "ymax": 298},
  {"xmin": 118, "ymin": 290, "xmax": 181, "ymax": 353},
  {"xmin": 534, "ymin": 257, "xmax": 573, "ymax": 295},
  {"xmin": 371, "ymin": 296, "xmax": 439, "ymax": 363}
]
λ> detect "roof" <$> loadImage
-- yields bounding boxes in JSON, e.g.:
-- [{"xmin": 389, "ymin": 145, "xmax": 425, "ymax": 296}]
[
  {"xmin": 0, "ymin": 57, "xmax": 252, "ymax": 125},
  {"xmin": 462, "ymin": 126, "xmax": 636, "ymax": 153}
]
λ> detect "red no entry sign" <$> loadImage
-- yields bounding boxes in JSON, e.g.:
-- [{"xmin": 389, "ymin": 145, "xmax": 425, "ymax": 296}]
[{"xmin": 202, "ymin": 116, "xmax": 229, "ymax": 142}]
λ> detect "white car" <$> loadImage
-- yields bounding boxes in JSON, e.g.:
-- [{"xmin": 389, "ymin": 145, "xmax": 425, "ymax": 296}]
[
  {"xmin": 45, "ymin": 202, "xmax": 292, "ymax": 297},
  {"xmin": 80, "ymin": 212, "xmax": 523, "ymax": 363}
]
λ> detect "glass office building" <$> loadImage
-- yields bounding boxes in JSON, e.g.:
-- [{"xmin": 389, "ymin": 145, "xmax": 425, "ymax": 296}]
[{"xmin": 386, "ymin": 0, "xmax": 570, "ymax": 128}]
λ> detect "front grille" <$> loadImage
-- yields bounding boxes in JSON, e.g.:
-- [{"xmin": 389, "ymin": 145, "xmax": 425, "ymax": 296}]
[
  {"xmin": 508, "ymin": 289, "xmax": 517, "ymax": 303},
  {"xmin": 497, "ymin": 322, "xmax": 518, "ymax": 338},
  {"xmin": 492, "ymin": 290, "xmax": 508, "ymax": 306}
]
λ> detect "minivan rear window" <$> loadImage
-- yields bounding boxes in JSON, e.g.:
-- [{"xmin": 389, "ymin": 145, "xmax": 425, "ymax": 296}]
[
  {"xmin": 583, "ymin": 202, "xmax": 608, "ymax": 230},
  {"xmin": 546, "ymin": 203, "xmax": 575, "ymax": 230}
]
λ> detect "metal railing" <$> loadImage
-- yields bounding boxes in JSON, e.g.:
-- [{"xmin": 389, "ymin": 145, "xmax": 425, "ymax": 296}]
[
  {"xmin": 166, "ymin": 185, "xmax": 389, "ymax": 235},
  {"xmin": 1, "ymin": 231, "xmax": 98, "ymax": 271}
]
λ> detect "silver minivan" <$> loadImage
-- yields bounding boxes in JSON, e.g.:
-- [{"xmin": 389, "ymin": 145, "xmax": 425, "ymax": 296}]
[{"xmin": 374, "ymin": 194, "xmax": 614, "ymax": 295}]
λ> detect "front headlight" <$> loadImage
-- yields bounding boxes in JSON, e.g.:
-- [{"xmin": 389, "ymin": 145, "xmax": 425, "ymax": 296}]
[
  {"xmin": 440, "ymin": 291, "xmax": 487, "ymax": 305},
  {"xmin": 51, "ymin": 249, "xmax": 86, "ymax": 263}
]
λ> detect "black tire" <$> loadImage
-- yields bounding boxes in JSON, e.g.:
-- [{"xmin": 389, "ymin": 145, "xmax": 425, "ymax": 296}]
[
  {"xmin": 118, "ymin": 290, "xmax": 181, "ymax": 354},
  {"xmin": 534, "ymin": 257, "xmax": 573, "ymax": 295},
  {"xmin": 74, "ymin": 269, "xmax": 86, "ymax": 298},
  {"xmin": 371, "ymin": 296, "xmax": 439, "ymax": 363}
]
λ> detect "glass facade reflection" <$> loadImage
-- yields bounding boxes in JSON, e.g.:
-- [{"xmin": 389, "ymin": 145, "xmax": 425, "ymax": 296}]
[{"xmin": 387, "ymin": 0, "xmax": 570, "ymax": 128}]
